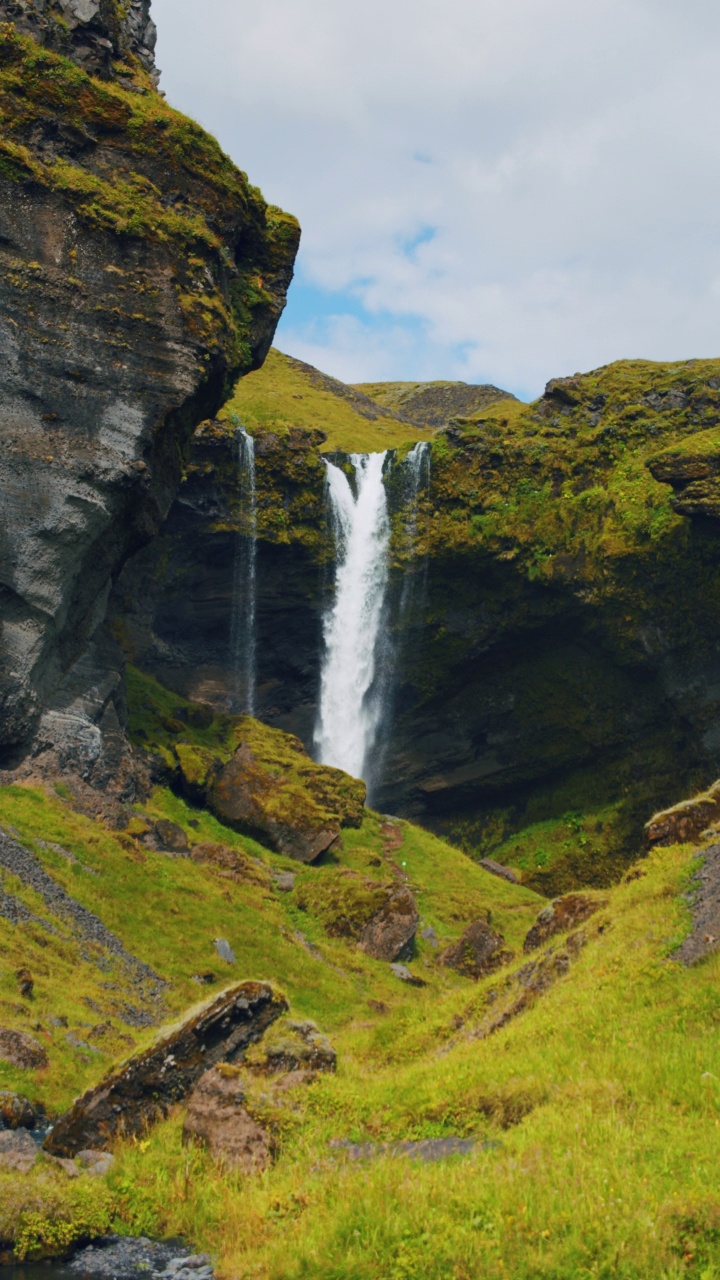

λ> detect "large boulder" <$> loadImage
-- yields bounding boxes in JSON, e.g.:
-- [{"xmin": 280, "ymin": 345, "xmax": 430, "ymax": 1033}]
[
  {"xmin": 44, "ymin": 981, "xmax": 287, "ymax": 1157},
  {"xmin": 246, "ymin": 1017, "xmax": 337, "ymax": 1075},
  {"xmin": 182, "ymin": 1066, "xmax": 272, "ymax": 1173},
  {"xmin": 207, "ymin": 724, "xmax": 366, "ymax": 862},
  {"xmin": 439, "ymin": 919, "xmax": 512, "ymax": 980},
  {"xmin": 0, "ymin": 1129, "xmax": 38, "ymax": 1173},
  {"xmin": 645, "ymin": 783, "xmax": 720, "ymax": 848},
  {"xmin": 359, "ymin": 887, "xmax": 419, "ymax": 962}
]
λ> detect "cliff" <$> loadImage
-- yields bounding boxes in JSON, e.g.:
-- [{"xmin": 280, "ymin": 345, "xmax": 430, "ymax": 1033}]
[
  {"xmin": 0, "ymin": 4, "xmax": 300, "ymax": 790},
  {"xmin": 116, "ymin": 353, "xmax": 720, "ymax": 890}
]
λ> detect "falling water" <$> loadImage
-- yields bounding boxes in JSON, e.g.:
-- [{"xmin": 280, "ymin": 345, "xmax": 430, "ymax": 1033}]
[
  {"xmin": 229, "ymin": 424, "xmax": 257, "ymax": 715},
  {"xmin": 315, "ymin": 452, "xmax": 390, "ymax": 782}
]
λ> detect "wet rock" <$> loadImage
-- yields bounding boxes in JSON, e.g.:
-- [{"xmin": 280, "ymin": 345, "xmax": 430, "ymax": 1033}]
[
  {"xmin": 645, "ymin": 783, "xmax": 720, "ymax": 847},
  {"xmin": 390, "ymin": 962, "xmax": 427, "ymax": 987},
  {"xmin": 247, "ymin": 1017, "xmax": 336, "ymax": 1074},
  {"xmin": 214, "ymin": 938, "xmax": 236, "ymax": 965},
  {"xmin": 479, "ymin": 858, "xmax": 519, "ymax": 885},
  {"xmin": 0, "ymin": 1026, "xmax": 48, "ymax": 1069},
  {"xmin": 182, "ymin": 1066, "xmax": 273, "ymax": 1172},
  {"xmin": 0, "ymin": 1128, "xmax": 38, "ymax": 1173},
  {"xmin": 439, "ymin": 919, "xmax": 513, "ymax": 980},
  {"xmin": 44, "ymin": 981, "xmax": 287, "ymax": 1157},
  {"xmin": 0, "ymin": 1090, "xmax": 37, "ymax": 1130},
  {"xmin": 153, "ymin": 821, "xmax": 189, "ymax": 854},
  {"xmin": 523, "ymin": 894, "xmax": 605, "ymax": 953},
  {"xmin": 359, "ymin": 886, "xmax": 419, "ymax": 962}
]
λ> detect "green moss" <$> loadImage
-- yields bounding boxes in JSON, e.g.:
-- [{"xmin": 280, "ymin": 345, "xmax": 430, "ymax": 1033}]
[{"xmin": 295, "ymin": 868, "xmax": 390, "ymax": 939}]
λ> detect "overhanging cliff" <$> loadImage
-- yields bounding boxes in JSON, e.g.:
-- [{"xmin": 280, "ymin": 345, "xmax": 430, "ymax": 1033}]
[{"xmin": 0, "ymin": 3, "xmax": 300, "ymax": 782}]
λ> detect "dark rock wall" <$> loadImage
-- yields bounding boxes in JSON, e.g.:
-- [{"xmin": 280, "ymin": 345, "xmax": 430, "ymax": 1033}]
[
  {"xmin": 0, "ymin": 9, "xmax": 299, "ymax": 783},
  {"xmin": 0, "ymin": 0, "xmax": 159, "ymax": 81}
]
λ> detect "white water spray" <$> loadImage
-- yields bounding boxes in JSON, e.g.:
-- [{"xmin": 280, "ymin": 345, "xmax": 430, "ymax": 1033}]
[
  {"xmin": 229, "ymin": 424, "xmax": 257, "ymax": 715},
  {"xmin": 315, "ymin": 452, "xmax": 390, "ymax": 781}
]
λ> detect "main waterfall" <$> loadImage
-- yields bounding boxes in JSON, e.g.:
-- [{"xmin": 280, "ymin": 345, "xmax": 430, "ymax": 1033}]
[{"xmin": 315, "ymin": 452, "xmax": 390, "ymax": 783}]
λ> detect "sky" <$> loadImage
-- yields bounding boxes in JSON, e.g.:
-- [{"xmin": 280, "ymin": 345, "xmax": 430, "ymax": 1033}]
[{"xmin": 152, "ymin": 0, "xmax": 720, "ymax": 400}]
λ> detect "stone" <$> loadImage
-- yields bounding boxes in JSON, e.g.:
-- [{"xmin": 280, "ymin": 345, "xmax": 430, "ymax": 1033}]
[
  {"xmin": 420, "ymin": 924, "xmax": 438, "ymax": 947},
  {"xmin": 273, "ymin": 872, "xmax": 297, "ymax": 892},
  {"xmin": 76, "ymin": 1149, "xmax": 114, "ymax": 1176},
  {"xmin": 190, "ymin": 842, "xmax": 269, "ymax": 886},
  {"xmin": 154, "ymin": 820, "xmax": 189, "ymax": 853},
  {"xmin": 0, "ymin": 1128, "xmax": 38, "ymax": 1173},
  {"xmin": 15, "ymin": 967, "xmax": 34, "ymax": 998},
  {"xmin": 247, "ymin": 1017, "xmax": 337, "ymax": 1074},
  {"xmin": 523, "ymin": 894, "xmax": 606, "ymax": 953},
  {"xmin": 0, "ymin": 1091, "xmax": 37, "ymax": 1130},
  {"xmin": 359, "ymin": 887, "xmax": 419, "ymax": 962},
  {"xmin": 479, "ymin": 858, "xmax": 519, "ymax": 885},
  {"xmin": 645, "ymin": 783, "xmax": 720, "ymax": 848},
  {"xmin": 210, "ymin": 740, "xmax": 365, "ymax": 863},
  {"xmin": 0, "ymin": 1027, "xmax": 48, "ymax": 1070},
  {"xmin": 44, "ymin": 981, "xmax": 287, "ymax": 1157},
  {"xmin": 47, "ymin": 1154, "xmax": 81, "ymax": 1178},
  {"xmin": 439, "ymin": 919, "xmax": 513, "ymax": 980},
  {"xmin": 214, "ymin": 938, "xmax": 236, "ymax": 965},
  {"xmin": 390, "ymin": 963, "xmax": 427, "ymax": 987},
  {"xmin": 68, "ymin": 1236, "xmax": 194, "ymax": 1280},
  {"xmin": 182, "ymin": 1067, "xmax": 273, "ymax": 1173}
]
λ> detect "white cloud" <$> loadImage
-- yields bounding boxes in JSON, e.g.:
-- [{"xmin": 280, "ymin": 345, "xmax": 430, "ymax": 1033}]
[{"xmin": 152, "ymin": 0, "xmax": 720, "ymax": 397}]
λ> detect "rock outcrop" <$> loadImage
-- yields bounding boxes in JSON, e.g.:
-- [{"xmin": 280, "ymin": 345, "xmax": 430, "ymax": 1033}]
[
  {"xmin": 0, "ymin": 6, "xmax": 299, "ymax": 787},
  {"xmin": 0, "ymin": 1027, "xmax": 48, "ymax": 1069},
  {"xmin": 523, "ymin": 894, "xmax": 605, "ymax": 953},
  {"xmin": 182, "ymin": 1066, "xmax": 273, "ymax": 1173},
  {"xmin": 645, "ymin": 783, "xmax": 720, "ymax": 848},
  {"xmin": 44, "ymin": 980, "xmax": 287, "ymax": 1156},
  {"xmin": 439, "ymin": 919, "xmax": 512, "ymax": 980},
  {"xmin": 359, "ymin": 887, "xmax": 419, "ymax": 962}
]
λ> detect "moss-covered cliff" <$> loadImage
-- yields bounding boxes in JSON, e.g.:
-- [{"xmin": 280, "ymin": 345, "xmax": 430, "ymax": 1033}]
[
  {"xmin": 0, "ymin": 4, "xmax": 299, "ymax": 787},
  {"xmin": 116, "ymin": 353, "xmax": 720, "ymax": 890}
]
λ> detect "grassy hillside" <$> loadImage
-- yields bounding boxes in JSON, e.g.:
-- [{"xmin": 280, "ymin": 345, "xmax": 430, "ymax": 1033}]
[
  {"xmin": 1, "ymin": 668, "xmax": 720, "ymax": 1276},
  {"xmin": 223, "ymin": 349, "xmax": 435, "ymax": 453}
]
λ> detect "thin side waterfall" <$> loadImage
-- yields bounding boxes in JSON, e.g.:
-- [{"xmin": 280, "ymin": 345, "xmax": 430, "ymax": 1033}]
[
  {"xmin": 229, "ymin": 423, "xmax": 257, "ymax": 715},
  {"xmin": 315, "ymin": 452, "xmax": 390, "ymax": 783},
  {"xmin": 398, "ymin": 440, "xmax": 431, "ymax": 621}
]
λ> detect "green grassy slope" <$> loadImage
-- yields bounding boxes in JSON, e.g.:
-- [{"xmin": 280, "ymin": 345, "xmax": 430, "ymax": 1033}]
[{"xmin": 223, "ymin": 349, "xmax": 435, "ymax": 453}]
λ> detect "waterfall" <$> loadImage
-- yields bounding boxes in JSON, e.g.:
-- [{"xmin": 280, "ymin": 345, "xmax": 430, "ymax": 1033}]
[
  {"xmin": 315, "ymin": 452, "xmax": 390, "ymax": 783},
  {"xmin": 229, "ymin": 423, "xmax": 257, "ymax": 716}
]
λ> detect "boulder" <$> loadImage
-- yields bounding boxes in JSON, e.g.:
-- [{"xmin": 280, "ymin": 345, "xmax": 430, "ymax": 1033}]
[
  {"xmin": 645, "ymin": 783, "xmax": 720, "ymax": 847},
  {"xmin": 182, "ymin": 1067, "xmax": 273, "ymax": 1173},
  {"xmin": 44, "ymin": 981, "xmax": 287, "ymax": 1157},
  {"xmin": 76, "ymin": 1149, "xmax": 114, "ymax": 1177},
  {"xmin": 479, "ymin": 858, "xmax": 519, "ymax": 885},
  {"xmin": 0, "ymin": 1129, "xmax": 38, "ymax": 1173},
  {"xmin": 210, "ymin": 736, "xmax": 365, "ymax": 863},
  {"xmin": 246, "ymin": 1018, "xmax": 336, "ymax": 1074},
  {"xmin": 390, "ymin": 963, "xmax": 427, "ymax": 987},
  {"xmin": 0, "ymin": 1091, "xmax": 37, "ymax": 1130},
  {"xmin": 0, "ymin": 1027, "xmax": 48, "ymax": 1070},
  {"xmin": 190, "ymin": 842, "xmax": 270, "ymax": 887},
  {"xmin": 523, "ymin": 894, "xmax": 605, "ymax": 953},
  {"xmin": 439, "ymin": 919, "xmax": 513, "ymax": 980},
  {"xmin": 214, "ymin": 939, "xmax": 236, "ymax": 965},
  {"xmin": 153, "ymin": 820, "xmax": 189, "ymax": 854},
  {"xmin": 359, "ymin": 887, "xmax": 419, "ymax": 962}
]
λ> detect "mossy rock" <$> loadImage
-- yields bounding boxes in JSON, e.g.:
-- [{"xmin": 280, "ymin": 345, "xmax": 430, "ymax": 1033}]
[{"xmin": 295, "ymin": 868, "xmax": 391, "ymax": 939}]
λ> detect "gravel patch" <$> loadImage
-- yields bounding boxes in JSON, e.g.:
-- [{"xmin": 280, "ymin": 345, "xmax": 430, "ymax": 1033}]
[{"xmin": 674, "ymin": 843, "xmax": 720, "ymax": 965}]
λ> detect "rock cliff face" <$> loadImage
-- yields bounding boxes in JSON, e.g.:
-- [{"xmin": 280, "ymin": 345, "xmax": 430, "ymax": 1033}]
[
  {"xmin": 116, "ymin": 355, "xmax": 720, "ymax": 886},
  {"xmin": 0, "ymin": 6, "xmax": 300, "ymax": 786}
]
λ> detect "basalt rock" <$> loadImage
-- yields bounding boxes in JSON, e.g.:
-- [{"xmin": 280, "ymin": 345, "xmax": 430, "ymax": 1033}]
[
  {"xmin": 0, "ymin": 10, "xmax": 299, "ymax": 785},
  {"xmin": 182, "ymin": 1066, "xmax": 273, "ymax": 1173},
  {"xmin": 359, "ymin": 886, "xmax": 419, "ymax": 962},
  {"xmin": 645, "ymin": 782, "xmax": 720, "ymax": 848},
  {"xmin": 44, "ymin": 980, "xmax": 287, "ymax": 1156},
  {"xmin": 0, "ymin": 1027, "xmax": 48, "ymax": 1069}
]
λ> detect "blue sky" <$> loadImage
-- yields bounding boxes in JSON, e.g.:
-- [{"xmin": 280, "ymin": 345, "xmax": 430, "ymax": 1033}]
[{"xmin": 153, "ymin": 0, "xmax": 720, "ymax": 401}]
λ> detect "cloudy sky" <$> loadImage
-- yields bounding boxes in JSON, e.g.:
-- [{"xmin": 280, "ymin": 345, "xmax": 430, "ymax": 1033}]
[{"xmin": 153, "ymin": 0, "xmax": 720, "ymax": 400}]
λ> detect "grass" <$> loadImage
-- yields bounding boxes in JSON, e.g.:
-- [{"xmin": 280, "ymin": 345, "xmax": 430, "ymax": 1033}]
[{"xmin": 223, "ymin": 349, "xmax": 436, "ymax": 454}]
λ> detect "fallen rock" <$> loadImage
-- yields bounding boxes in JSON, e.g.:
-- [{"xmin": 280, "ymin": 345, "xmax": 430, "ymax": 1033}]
[
  {"xmin": 645, "ymin": 783, "xmax": 720, "ymax": 847},
  {"xmin": 359, "ymin": 887, "xmax": 419, "ymax": 962},
  {"xmin": 16, "ymin": 967, "xmax": 34, "ymax": 998},
  {"xmin": 153, "ymin": 820, "xmax": 190, "ymax": 854},
  {"xmin": 479, "ymin": 858, "xmax": 519, "ymax": 885},
  {"xmin": 44, "ymin": 981, "xmax": 287, "ymax": 1157},
  {"xmin": 0, "ymin": 1091, "xmax": 37, "ymax": 1130},
  {"xmin": 0, "ymin": 1128, "xmax": 39, "ymax": 1173},
  {"xmin": 273, "ymin": 871, "xmax": 296, "ymax": 892},
  {"xmin": 246, "ymin": 1017, "xmax": 337, "ymax": 1074},
  {"xmin": 0, "ymin": 1027, "xmax": 48, "ymax": 1070},
  {"xmin": 207, "ymin": 722, "xmax": 366, "ymax": 863},
  {"xmin": 190, "ymin": 842, "xmax": 269, "ymax": 885},
  {"xmin": 439, "ymin": 919, "xmax": 513, "ymax": 980},
  {"xmin": 182, "ymin": 1066, "xmax": 273, "ymax": 1172},
  {"xmin": 390, "ymin": 962, "xmax": 427, "ymax": 987},
  {"xmin": 523, "ymin": 894, "xmax": 605, "ymax": 953},
  {"xmin": 46, "ymin": 1154, "xmax": 81, "ymax": 1178},
  {"xmin": 77, "ymin": 1149, "xmax": 114, "ymax": 1176}
]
